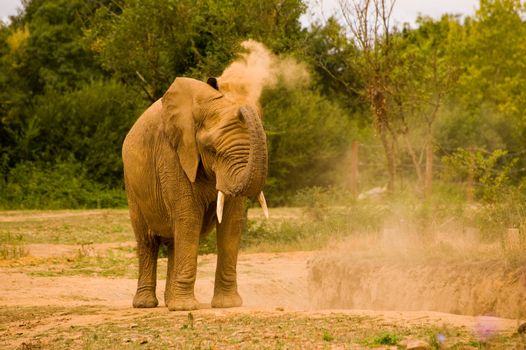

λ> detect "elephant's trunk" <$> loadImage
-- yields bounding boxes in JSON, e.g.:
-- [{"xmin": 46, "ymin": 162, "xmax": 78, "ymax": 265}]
[{"xmin": 230, "ymin": 105, "xmax": 268, "ymax": 197}]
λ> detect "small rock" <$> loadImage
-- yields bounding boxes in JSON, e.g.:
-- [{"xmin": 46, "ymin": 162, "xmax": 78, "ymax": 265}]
[
  {"xmin": 139, "ymin": 339, "xmax": 148, "ymax": 345},
  {"xmin": 130, "ymin": 323, "xmax": 138, "ymax": 329},
  {"xmin": 518, "ymin": 322, "xmax": 526, "ymax": 334},
  {"xmin": 276, "ymin": 307, "xmax": 284, "ymax": 311},
  {"xmin": 406, "ymin": 339, "xmax": 431, "ymax": 350}
]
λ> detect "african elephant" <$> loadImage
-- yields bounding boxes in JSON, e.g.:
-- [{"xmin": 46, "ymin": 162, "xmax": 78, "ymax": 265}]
[{"xmin": 122, "ymin": 77, "xmax": 269, "ymax": 311}]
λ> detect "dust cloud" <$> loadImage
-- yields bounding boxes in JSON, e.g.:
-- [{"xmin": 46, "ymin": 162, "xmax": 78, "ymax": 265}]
[
  {"xmin": 214, "ymin": 40, "xmax": 526, "ymax": 321},
  {"xmin": 217, "ymin": 40, "xmax": 309, "ymax": 105},
  {"xmin": 307, "ymin": 220, "xmax": 526, "ymax": 319}
]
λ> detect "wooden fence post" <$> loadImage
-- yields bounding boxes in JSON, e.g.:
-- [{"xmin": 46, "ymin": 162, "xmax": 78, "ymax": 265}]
[{"xmin": 350, "ymin": 141, "xmax": 359, "ymax": 197}]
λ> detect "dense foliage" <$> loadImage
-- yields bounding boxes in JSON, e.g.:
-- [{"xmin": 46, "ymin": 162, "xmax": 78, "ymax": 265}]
[{"xmin": 0, "ymin": 0, "xmax": 525, "ymax": 209}]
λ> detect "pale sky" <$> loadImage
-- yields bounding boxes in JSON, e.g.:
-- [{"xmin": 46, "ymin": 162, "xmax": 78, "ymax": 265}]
[
  {"xmin": 1, "ymin": 0, "xmax": 479, "ymax": 26},
  {"xmin": 303, "ymin": 0, "xmax": 479, "ymax": 27},
  {"xmin": 0, "ymin": 0, "xmax": 22, "ymax": 23}
]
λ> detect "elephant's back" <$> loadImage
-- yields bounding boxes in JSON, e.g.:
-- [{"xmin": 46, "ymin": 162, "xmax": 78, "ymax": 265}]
[
  {"xmin": 122, "ymin": 99, "xmax": 163, "ymax": 199},
  {"xmin": 122, "ymin": 99, "xmax": 172, "ymax": 235},
  {"xmin": 123, "ymin": 99, "xmax": 163, "ymax": 156}
]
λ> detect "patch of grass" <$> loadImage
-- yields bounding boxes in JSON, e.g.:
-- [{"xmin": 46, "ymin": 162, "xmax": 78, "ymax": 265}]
[
  {"xmin": 0, "ymin": 305, "xmax": 100, "ymax": 325},
  {"xmin": 5, "ymin": 246, "xmax": 141, "ymax": 278},
  {"xmin": 25, "ymin": 250, "xmax": 138, "ymax": 278},
  {"xmin": 242, "ymin": 203, "xmax": 387, "ymax": 252},
  {"xmin": 0, "ymin": 231, "xmax": 28, "ymax": 259},
  {"xmin": 0, "ymin": 244, "xmax": 28, "ymax": 259},
  {"xmin": 363, "ymin": 331, "xmax": 401, "ymax": 346},
  {"xmin": 322, "ymin": 329, "xmax": 334, "ymax": 342},
  {"xmin": 0, "ymin": 209, "xmax": 132, "ymax": 244},
  {"xmin": 12, "ymin": 244, "xmax": 174, "ymax": 279}
]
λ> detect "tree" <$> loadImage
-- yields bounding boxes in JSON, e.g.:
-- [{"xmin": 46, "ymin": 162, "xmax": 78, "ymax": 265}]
[
  {"xmin": 337, "ymin": 0, "xmax": 400, "ymax": 192},
  {"xmin": 391, "ymin": 15, "xmax": 460, "ymax": 195},
  {"xmin": 0, "ymin": 0, "xmax": 112, "ymax": 172},
  {"xmin": 436, "ymin": 0, "xmax": 526, "ymax": 185},
  {"xmin": 88, "ymin": 0, "xmax": 307, "ymax": 102},
  {"xmin": 303, "ymin": 17, "xmax": 364, "ymax": 114},
  {"xmin": 454, "ymin": 0, "xmax": 526, "ymax": 151},
  {"xmin": 261, "ymin": 82, "xmax": 354, "ymax": 203}
]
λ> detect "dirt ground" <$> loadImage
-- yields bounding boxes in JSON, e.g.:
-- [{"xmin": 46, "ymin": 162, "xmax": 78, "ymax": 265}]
[
  {"xmin": 1, "ymin": 248, "xmax": 311, "ymax": 310},
  {"xmin": 0, "ymin": 210, "xmax": 525, "ymax": 349}
]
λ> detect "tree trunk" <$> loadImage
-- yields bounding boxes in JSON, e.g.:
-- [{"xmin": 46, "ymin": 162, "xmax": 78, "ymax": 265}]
[
  {"xmin": 349, "ymin": 141, "xmax": 359, "ymax": 197},
  {"xmin": 403, "ymin": 134, "xmax": 423, "ymax": 188}
]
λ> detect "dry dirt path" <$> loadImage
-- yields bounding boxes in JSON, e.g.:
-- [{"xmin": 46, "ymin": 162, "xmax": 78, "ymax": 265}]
[
  {"xmin": 0, "ymin": 210, "xmax": 524, "ymax": 348},
  {"xmin": 1, "ymin": 247, "xmax": 522, "ymax": 349},
  {"xmin": 0, "ymin": 250, "xmax": 311, "ymax": 310},
  {"xmin": 0, "ymin": 247, "xmax": 521, "ymax": 330}
]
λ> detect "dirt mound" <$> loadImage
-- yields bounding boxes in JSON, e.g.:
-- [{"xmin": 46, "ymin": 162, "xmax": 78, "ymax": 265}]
[{"xmin": 308, "ymin": 240, "xmax": 526, "ymax": 319}]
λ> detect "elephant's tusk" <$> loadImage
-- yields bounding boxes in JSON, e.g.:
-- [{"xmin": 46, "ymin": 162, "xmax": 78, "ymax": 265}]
[
  {"xmin": 217, "ymin": 191, "xmax": 225, "ymax": 224},
  {"xmin": 258, "ymin": 192, "xmax": 269, "ymax": 219}
]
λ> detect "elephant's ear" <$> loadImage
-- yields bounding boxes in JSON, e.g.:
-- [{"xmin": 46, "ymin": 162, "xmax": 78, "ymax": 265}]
[{"xmin": 161, "ymin": 78, "xmax": 200, "ymax": 183}]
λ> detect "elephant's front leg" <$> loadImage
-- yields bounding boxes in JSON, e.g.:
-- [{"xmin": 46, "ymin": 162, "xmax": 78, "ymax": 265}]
[
  {"xmin": 212, "ymin": 197, "xmax": 245, "ymax": 308},
  {"xmin": 165, "ymin": 215, "xmax": 202, "ymax": 311}
]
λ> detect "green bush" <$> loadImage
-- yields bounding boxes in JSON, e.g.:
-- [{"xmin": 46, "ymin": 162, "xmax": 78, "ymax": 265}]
[
  {"xmin": 261, "ymin": 83, "xmax": 356, "ymax": 205},
  {"xmin": 241, "ymin": 202, "xmax": 387, "ymax": 252},
  {"xmin": 0, "ymin": 160, "xmax": 127, "ymax": 209},
  {"xmin": 470, "ymin": 190, "xmax": 526, "ymax": 240},
  {"xmin": 31, "ymin": 80, "xmax": 145, "ymax": 187}
]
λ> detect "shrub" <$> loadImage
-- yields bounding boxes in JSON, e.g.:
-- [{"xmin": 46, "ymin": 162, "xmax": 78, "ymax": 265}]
[{"xmin": 0, "ymin": 160, "xmax": 127, "ymax": 209}]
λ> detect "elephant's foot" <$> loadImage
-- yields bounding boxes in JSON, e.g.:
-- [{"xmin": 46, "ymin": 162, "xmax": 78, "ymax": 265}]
[
  {"xmin": 166, "ymin": 295, "xmax": 200, "ymax": 311},
  {"xmin": 133, "ymin": 289, "xmax": 158, "ymax": 308},
  {"xmin": 211, "ymin": 290, "xmax": 243, "ymax": 308}
]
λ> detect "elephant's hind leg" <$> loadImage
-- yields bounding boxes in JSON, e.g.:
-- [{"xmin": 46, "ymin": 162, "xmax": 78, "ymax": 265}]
[{"xmin": 130, "ymin": 203, "xmax": 160, "ymax": 308}]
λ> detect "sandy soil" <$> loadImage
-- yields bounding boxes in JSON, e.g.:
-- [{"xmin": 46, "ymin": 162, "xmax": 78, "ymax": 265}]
[
  {"xmin": 0, "ymin": 249, "xmax": 311, "ymax": 310},
  {"xmin": 0, "ymin": 209, "xmax": 118, "ymax": 222},
  {"xmin": 1, "ymin": 244, "xmax": 522, "ymax": 327},
  {"xmin": 1, "ymin": 210, "xmax": 525, "ymax": 348}
]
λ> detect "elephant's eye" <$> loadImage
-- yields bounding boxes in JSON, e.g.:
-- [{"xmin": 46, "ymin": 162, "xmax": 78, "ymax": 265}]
[{"xmin": 206, "ymin": 145, "xmax": 216, "ymax": 154}]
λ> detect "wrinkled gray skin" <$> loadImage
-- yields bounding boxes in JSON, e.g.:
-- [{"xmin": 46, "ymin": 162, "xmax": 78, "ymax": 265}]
[{"xmin": 122, "ymin": 77, "xmax": 268, "ymax": 311}]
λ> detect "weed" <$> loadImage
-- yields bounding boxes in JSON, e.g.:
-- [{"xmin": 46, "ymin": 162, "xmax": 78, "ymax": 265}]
[
  {"xmin": 322, "ymin": 330, "xmax": 334, "ymax": 342},
  {"xmin": 0, "ymin": 231, "xmax": 28, "ymax": 259},
  {"xmin": 364, "ymin": 331, "xmax": 401, "ymax": 346},
  {"xmin": 0, "ymin": 244, "xmax": 28, "ymax": 259}
]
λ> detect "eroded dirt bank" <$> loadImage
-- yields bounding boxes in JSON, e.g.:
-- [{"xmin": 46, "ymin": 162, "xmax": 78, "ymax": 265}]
[{"xmin": 308, "ymin": 245, "xmax": 526, "ymax": 319}]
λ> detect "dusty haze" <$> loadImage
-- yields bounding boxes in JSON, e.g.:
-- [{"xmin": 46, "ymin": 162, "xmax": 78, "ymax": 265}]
[
  {"xmin": 217, "ymin": 40, "xmax": 309, "ymax": 105},
  {"xmin": 308, "ymin": 219, "xmax": 526, "ymax": 319}
]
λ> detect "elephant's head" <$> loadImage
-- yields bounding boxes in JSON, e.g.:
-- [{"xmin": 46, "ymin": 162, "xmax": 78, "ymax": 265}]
[{"xmin": 161, "ymin": 77, "xmax": 269, "ymax": 221}]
